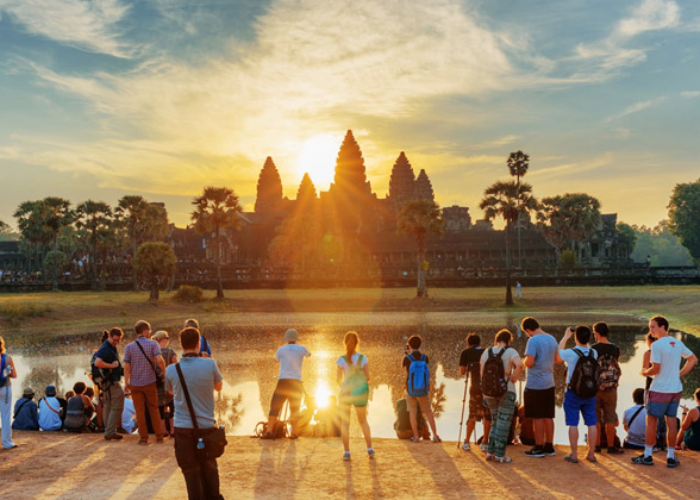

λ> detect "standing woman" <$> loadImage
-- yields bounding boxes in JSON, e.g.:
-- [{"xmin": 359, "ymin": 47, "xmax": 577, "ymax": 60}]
[
  {"xmin": 336, "ymin": 331, "xmax": 374, "ymax": 461},
  {"xmin": 0, "ymin": 336, "xmax": 19, "ymax": 450},
  {"xmin": 481, "ymin": 329, "xmax": 523, "ymax": 463},
  {"xmin": 152, "ymin": 330, "xmax": 178, "ymax": 437}
]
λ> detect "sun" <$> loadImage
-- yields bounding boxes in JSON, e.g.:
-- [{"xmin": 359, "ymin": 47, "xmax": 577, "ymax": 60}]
[{"xmin": 295, "ymin": 133, "xmax": 340, "ymax": 191}]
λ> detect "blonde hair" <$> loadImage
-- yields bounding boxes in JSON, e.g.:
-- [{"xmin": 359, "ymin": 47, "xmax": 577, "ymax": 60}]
[
  {"xmin": 344, "ymin": 331, "xmax": 359, "ymax": 359},
  {"xmin": 151, "ymin": 330, "xmax": 169, "ymax": 341},
  {"xmin": 0, "ymin": 336, "xmax": 5, "ymax": 355}
]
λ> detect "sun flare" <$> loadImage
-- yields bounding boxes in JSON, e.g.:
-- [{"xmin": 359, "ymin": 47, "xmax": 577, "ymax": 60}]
[
  {"xmin": 296, "ymin": 133, "xmax": 340, "ymax": 191},
  {"xmin": 314, "ymin": 380, "xmax": 333, "ymax": 409}
]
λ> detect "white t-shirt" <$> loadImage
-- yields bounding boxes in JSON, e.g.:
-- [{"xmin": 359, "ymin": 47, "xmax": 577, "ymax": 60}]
[
  {"xmin": 559, "ymin": 346, "xmax": 597, "ymax": 384},
  {"xmin": 623, "ymin": 404, "xmax": 646, "ymax": 448},
  {"xmin": 480, "ymin": 346, "xmax": 520, "ymax": 394},
  {"xmin": 122, "ymin": 398, "xmax": 136, "ymax": 434},
  {"xmin": 336, "ymin": 352, "xmax": 369, "ymax": 375},
  {"xmin": 649, "ymin": 336, "xmax": 694, "ymax": 393},
  {"xmin": 275, "ymin": 343, "xmax": 311, "ymax": 380}
]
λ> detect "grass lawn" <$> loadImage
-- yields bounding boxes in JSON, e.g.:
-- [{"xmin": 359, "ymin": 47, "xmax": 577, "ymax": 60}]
[{"xmin": 1, "ymin": 285, "xmax": 699, "ymax": 336}]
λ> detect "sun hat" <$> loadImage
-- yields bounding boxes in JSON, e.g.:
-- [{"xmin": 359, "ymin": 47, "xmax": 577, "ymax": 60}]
[
  {"xmin": 45, "ymin": 385, "xmax": 57, "ymax": 397},
  {"xmin": 23, "ymin": 387, "xmax": 35, "ymax": 397},
  {"xmin": 284, "ymin": 329, "xmax": 299, "ymax": 342}
]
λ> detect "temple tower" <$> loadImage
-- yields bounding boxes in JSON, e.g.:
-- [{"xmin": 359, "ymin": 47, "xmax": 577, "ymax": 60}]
[{"xmin": 255, "ymin": 156, "xmax": 283, "ymax": 214}]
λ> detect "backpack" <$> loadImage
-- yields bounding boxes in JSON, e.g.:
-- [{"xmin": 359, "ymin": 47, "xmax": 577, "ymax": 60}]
[
  {"xmin": 0, "ymin": 354, "xmax": 7, "ymax": 389},
  {"xmin": 569, "ymin": 349, "xmax": 600, "ymax": 398},
  {"xmin": 597, "ymin": 350, "xmax": 621, "ymax": 390},
  {"xmin": 407, "ymin": 354, "xmax": 430, "ymax": 397},
  {"xmin": 481, "ymin": 348, "xmax": 508, "ymax": 397},
  {"xmin": 341, "ymin": 354, "xmax": 369, "ymax": 398},
  {"xmin": 90, "ymin": 353, "xmax": 111, "ymax": 389}
]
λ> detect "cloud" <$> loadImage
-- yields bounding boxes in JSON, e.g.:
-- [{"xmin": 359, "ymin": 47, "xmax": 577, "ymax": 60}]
[
  {"xmin": 618, "ymin": 0, "xmax": 680, "ymax": 36},
  {"xmin": 604, "ymin": 96, "xmax": 667, "ymax": 122},
  {"xmin": 471, "ymin": 135, "xmax": 522, "ymax": 150},
  {"xmin": 0, "ymin": 0, "xmax": 134, "ymax": 58},
  {"xmin": 613, "ymin": 127, "xmax": 632, "ymax": 140},
  {"xmin": 528, "ymin": 153, "xmax": 614, "ymax": 178},
  {"xmin": 680, "ymin": 90, "xmax": 700, "ymax": 98}
]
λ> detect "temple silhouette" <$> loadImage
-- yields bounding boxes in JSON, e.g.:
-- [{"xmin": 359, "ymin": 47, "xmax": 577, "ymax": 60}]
[{"xmin": 169, "ymin": 130, "xmax": 633, "ymax": 281}]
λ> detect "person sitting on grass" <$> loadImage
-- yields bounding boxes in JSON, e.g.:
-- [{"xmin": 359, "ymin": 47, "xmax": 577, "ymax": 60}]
[
  {"xmin": 337, "ymin": 331, "xmax": 374, "ymax": 461},
  {"xmin": 12, "ymin": 387, "xmax": 39, "ymax": 431},
  {"xmin": 623, "ymin": 388, "xmax": 647, "ymax": 450},
  {"xmin": 559, "ymin": 326, "xmax": 598, "ymax": 464},
  {"xmin": 677, "ymin": 388, "xmax": 700, "ymax": 451},
  {"xmin": 459, "ymin": 333, "xmax": 485, "ymax": 451},
  {"xmin": 63, "ymin": 382, "xmax": 95, "ymax": 433}
]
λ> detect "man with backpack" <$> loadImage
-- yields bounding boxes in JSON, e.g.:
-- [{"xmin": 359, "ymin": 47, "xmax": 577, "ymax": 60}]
[
  {"xmin": 521, "ymin": 317, "xmax": 560, "ymax": 457},
  {"xmin": 184, "ymin": 318, "xmax": 212, "ymax": 358},
  {"xmin": 403, "ymin": 335, "xmax": 441, "ymax": 443},
  {"xmin": 591, "ymin": 321, "xmax": 624, "ymax": 454},
  {"xmin": 559, "ymin": 325, "xmax": 599, "ymax": 463},
  {"xmin": 94, "ymin": 327, "xmax": 125, "ymax": 441}
]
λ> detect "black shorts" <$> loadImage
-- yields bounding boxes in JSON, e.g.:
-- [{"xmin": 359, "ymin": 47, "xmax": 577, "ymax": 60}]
[{"xmin": 524, "ymin": 387, "xmax": 555, "ymax": 419}]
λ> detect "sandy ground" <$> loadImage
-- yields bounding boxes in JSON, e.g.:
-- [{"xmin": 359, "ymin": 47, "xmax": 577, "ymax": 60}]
[{"xmin": 1, "ymin": 432, "xmax": 698, "ymax": 499}]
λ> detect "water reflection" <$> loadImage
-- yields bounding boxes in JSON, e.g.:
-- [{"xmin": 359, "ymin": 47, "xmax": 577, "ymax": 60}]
[{"xmin": 4, "ymin": 324, "xmax": 698, "ymax": 445}]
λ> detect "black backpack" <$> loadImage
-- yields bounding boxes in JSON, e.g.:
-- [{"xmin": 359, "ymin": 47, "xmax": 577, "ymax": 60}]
[
  {"xmin": 569, "ymin": 349, "xmax": 600, "ymax": 398},
  {"xmin": 90, "ymin": 353, "xmax": 111, "ymax": 389},
  {"xmin": 481, "ymin": 348, "xmax": 508, "ymax": 397}
]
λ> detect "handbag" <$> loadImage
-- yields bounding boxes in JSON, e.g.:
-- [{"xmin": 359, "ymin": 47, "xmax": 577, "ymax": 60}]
[
  {"xmin": 135, "ymin": 339, "xmax": 165, "ymax": 389},
  {"xmin": 175, "ymin": 363, "xmax": 227, "ymax": 459}
]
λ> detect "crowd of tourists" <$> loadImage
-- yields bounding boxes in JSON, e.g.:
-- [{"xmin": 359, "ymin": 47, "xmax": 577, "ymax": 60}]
[{"xmin": 1, "ymin": 313, "xmax": 700, "ymax": 500}]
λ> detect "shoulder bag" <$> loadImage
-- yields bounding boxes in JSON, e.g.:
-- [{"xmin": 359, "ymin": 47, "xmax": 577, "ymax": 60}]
[
  {"xmin": 135, "ymin": 339, "xmax": 165, "ymax": 388},
  {"xmin": 175, "ymin": 363, "xmax": 227, "ymax": 459}
]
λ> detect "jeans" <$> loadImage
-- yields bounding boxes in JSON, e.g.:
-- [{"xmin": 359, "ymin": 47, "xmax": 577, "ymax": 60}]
[
  {"xmin": 131, "ymin": 383, "xmax": 163, "ymax": 440},
  {"xmin": 1, "ymin": 385, "xmax": 14, "ymax": 449},
  {"xmin": 174, "ymin": 427, "xmax": 224, "ymax": 500},
  {"xmin": 103, "ymin": 383, "xmax": 125, "ymax": 437},
  {"xmin": 485, "ymin": 391, "xmax": 516, "ymax": 458}
]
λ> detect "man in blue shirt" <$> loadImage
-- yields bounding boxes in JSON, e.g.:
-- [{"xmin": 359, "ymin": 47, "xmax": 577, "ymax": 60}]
[
  {"xmin": 12, "ymin": 387, "xmax": 39, "ymax": 431},
  {"xmin": 184, "ymin": 318, "xmax": 212, "ymax": 358}
]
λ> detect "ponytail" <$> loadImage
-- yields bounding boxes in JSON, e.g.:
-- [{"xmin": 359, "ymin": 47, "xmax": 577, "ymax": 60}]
[{"xmin": 344, "ymin": 331, "xmax": 359, "ymax": 360}]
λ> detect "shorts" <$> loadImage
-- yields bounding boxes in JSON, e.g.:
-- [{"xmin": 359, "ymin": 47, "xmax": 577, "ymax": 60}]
[
  {"xmin": 523, "ymin": 387, "xmax": 555, "ymax": 419},
  {"xmin": 563, "ymin": 391, "xmax": 597, "ymax": 427},
  {"xmin": 596, "ymin": 388, "xmax": 618, "ymax": 424},
  {"xmin": 406, "ymin": 394, "xmax": 431, "ymax": 415},
  {"xmin": 269, "ymin": 379, "xmax": 304, "ymax": 418},
  {"xmin": 340, "ymin": 389, "xmax": 369, "ymax": 408},
  {"xmin": 646, "ymin": 391, "xmax": 681, "ymax": 419},
  {"xmin": 468, "ymin": 393, "xmax": 483, "ymax": 422}
]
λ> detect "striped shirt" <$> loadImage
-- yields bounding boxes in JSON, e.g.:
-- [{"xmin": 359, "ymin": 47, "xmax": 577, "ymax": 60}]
[{"xmin": 124, "ymin": 337, "xmax": 161, "ymax": 387}]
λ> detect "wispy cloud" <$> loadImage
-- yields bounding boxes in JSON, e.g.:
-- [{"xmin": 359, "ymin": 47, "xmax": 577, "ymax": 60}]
[
  {"xmin": 0, "ymin": 0, "xmax": 134, "ymax": 58},
  {"xmin": 680, "ymin": 90, "xmax": 700, "ymax": 98},
  {"xmin": 471, "ymin": 135, "xmax": 522, "ymax": 150},
  {"xmin": 604, "ymin": 96, "xmax": 667, "ymax": 122}
]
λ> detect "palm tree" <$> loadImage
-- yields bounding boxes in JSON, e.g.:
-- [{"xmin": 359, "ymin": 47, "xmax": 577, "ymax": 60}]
[
  {"xmin": 480, "ymin": 181, "xmax": 537, "ymax": 305},
  {"xmin": 507, "ymin": 151, "xmax": 530, "ymax": 268},
  {"xmin": 397, "ymin": 199, "xmax": 444, "ymax": 298},
  {"xmin": 191, "ymin": 187, "xmax": 242, "ymax": 300},
  {"xmin": 41, "ymin": 198, "xmax": 74, "ymax": 291},
  {"xmin": 14, "ymin": 200, "xmax": 51, "ymax": 274},
  {"xmin": 76, "ymin": 200, "xmax": 114, "ymax": 290},
  {"xmin": 131, "ymin": 242, "xmax": 177, "ymax": 302}
]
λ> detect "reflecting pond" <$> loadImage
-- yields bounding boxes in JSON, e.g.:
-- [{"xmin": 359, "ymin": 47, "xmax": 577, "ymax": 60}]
[{"xmin": 5, "ymin": 324, "xmax": 699, "ymax": 445}]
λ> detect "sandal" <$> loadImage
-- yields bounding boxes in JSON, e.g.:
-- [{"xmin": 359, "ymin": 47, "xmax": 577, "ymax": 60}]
[
  {"xmin": 410, "ymin": 437, "xmax": 421, "ymax": 443},
  {"xmin": 586, "ymin": 455, "xmax": 597, "ymax": 463},
  {"xmin": 431, "ymin": 436, "xmax": 442, "ymax": 443},
  {"xmin": 485, "ymin": 453, "xmax": 495, "ymax": 461},
  {"xmin": 565, "ymin": 455, "xmax": 579, "ymax": 463},
  {"xmin": 495, "ymin": 456, "xmax": 512, "ymax": 463}
]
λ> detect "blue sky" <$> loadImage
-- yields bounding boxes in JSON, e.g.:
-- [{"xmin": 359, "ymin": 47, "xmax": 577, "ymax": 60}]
[{"xmin": 1, "ymin": 0, "xmax": 699, "ymax": 228}]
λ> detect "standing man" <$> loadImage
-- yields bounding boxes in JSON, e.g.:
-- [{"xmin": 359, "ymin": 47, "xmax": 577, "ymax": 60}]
[
  {"xmin": 124, "ymin": 320, "xmax": 165, "ymax": 445},
  {"xmin": 94, "ymin": 327, "xmax": 125, "ymax": 441},
  {"xmin": 521, "ymin": 317, "xmax": 561, "ymax": 457},
  {"xmin": 184, "ymin": 318, "xmax": 212, "ymax": 358},
  {"xmin": 459, "ymin": 333, "xmax": 485, "ymax": 451},
  {"xmin": 633, "ymin": 315, "xmax": 697, "ymax": 467},
  {"xmin": 591, "ymin": 321, "xmax": 624, "ymax": 454},
  {"xmin": 165, "ymin": 326, "xmax": 224, "ymax": 500},
  {"xmin": 403, "ymin": 335, "xmax": 441, "ymax": 443}
]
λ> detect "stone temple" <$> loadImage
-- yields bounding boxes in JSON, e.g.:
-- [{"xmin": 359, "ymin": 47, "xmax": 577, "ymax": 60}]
[{"xmin": 170, "ymin": 130, "xmax": 633, "ymax": 281}]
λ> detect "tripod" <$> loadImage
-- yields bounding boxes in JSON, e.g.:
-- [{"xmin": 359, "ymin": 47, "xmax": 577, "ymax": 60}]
[{"xmin": 457, "ymin": 364, "xmax": 471, "ymax": 449}]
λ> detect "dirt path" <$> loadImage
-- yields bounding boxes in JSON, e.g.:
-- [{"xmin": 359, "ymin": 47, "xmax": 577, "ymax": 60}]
[{"xmin": 1, "ymin": 432, "xmax": 697, "ymax": 499}]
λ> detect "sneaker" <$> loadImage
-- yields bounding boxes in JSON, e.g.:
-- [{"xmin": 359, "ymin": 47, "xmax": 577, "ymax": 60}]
[
  {"xmin": 607, "ymin": 447, "xmax": 624, "ymax": 455},
  {"xmin": 104, "ymin": 434, "xmax": 123, "ymax": 441},
  {"xmin": 367, "ymin": 448, "xmax": 375, "ymax": 458},
  {"xmin": 525, "ymin": 447, "xmax": 545, "ymax": 458},
  {"xmin": 631, "ymin": 454, "xmax": 654, "ymax": 466},
  {"xmin": 667, "ymin": 457, "xmax": 680, "ymax": 468},
  {"xmin": 543, "ymin": 446, "xmax": 556, "ymax": 457},
  {"xmin": 462, "ymin": 442, "xmax": 471, "ymax": 451},
  {"xmin": 343, "ymin": 451, "xmax": 351, "ymax": 461},
  {"xmin": 480, "ymin": 443, "xmax": 488, "ymax": 452}
]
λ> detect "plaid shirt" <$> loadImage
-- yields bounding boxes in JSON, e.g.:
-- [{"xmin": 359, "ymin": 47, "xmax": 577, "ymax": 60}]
[{"xmin": 124, "ymin": 337, "xmax": 161, "ymax": 387}]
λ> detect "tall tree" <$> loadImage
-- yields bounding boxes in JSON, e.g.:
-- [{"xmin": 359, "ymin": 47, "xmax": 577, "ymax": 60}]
[
  {"xmin": 115, "ymin": 195, "xmax": 169, "ymax": 290},
  {"xmin": 42, "ymin": 197, "xmax": 74, "ymax": 291},
  {"xmin": 397, "ymin": 199, "xmax": 444, "ymax": 298},
  {"xmin": 14, "ymin": 200, "xmax": 51, "ymax": 273},
  {"xmin": 668, "ymin": 178, "xmax": 700, "ymax": 265},
  {"xmin": 480, "ymin": 181, "xmax": 537, "ymax": 305},
  {"xmin": 507, "ymin": 150, "xmax": 530, "ymax": 268},
  {"xmin": 131, "ymin": 242, "xmax": 177, "ymax": 302},
  {"xmin": 76, "ymin": 200, "xmax": 114, "ymax": 290},
  {"xmin": 191, "ymin": 187, "xmax": 242, "ymax": 300},
  {"xmin": 536, "ymin": 193, "xmax": 601, "ymax": 267}
]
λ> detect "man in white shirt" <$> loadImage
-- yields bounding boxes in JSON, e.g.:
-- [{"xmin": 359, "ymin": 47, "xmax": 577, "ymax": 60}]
[
  {"xmin": 262, "ymin": 329, "xmax": 311, "ymax": 439},
  {"xmin": 633, "ymin": 315, "xmax": 697, "ymax": 468}
]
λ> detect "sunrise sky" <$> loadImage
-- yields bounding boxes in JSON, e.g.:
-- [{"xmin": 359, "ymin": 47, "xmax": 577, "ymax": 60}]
[{"xmin": 1, "ymin": 0, "xmax": 699, "ymax": 228}]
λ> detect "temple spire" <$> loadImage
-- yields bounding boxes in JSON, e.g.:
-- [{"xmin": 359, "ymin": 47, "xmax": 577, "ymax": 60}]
[
  {"xmin": 331, "ymin": 130, "xmax": 372, "ymax": 198},
  {"xmin": 388, "ymin": 151, "xmax": 415, "ymax": 210},
  {"xmin": 255, "ymin": 156, "xmax": 283, "ymax": 214},
  {"xmin": 414, "ymin": 169, "xmax": 435, "ymax": 203},
  {"xmin": 296, "ymin": 173, "xmax": 317, "ymax": 203}
]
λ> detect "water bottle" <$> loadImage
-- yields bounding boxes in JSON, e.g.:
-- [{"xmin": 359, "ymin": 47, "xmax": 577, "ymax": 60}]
[{"xmin": 197, "ymin": 438, "xmax": 205, "ymax": 450}]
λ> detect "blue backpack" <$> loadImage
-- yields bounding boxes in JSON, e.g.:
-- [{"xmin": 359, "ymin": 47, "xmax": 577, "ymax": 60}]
[
  {"xmin": 407, "ymin": 354, "xmax": 429, "ymax": 397},
  {"xmin": 0, "ymin": 354, "xmax": 7, "ymax": 388}
]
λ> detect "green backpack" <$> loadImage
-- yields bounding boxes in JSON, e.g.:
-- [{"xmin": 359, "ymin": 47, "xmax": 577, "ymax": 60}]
[{"xmin": 341, "ymin": 354, "xmax": 369, "ymax": 405}]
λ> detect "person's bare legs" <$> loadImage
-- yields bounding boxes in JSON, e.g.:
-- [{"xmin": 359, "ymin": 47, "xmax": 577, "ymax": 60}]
[
  {"xmin": 568, "ymin": 426, "xmax": 579, "ymax": 460},
  {"xmin": 645, "ymin": 414, "xmax": 658, "ymax": 448},
  {"xmin": 355, "ymin": 406, "xmax": 373, "ymax": 449},
  {"xmin": 420, "ymin": 397, "xmax": 440, "ymax": 439},
  {"xmin": 408, "ymin": 398, "xmax": 420, "ymax": 440},
  {"xmin": 606, "ymin": 423, "xmax": 616, "ymax": 448},
  {"xmin": 483, "ymin": 420, "xmax": 491, "ymax": 445},
  {"xmin": 587, "ymin": 425, "xmax": 598, "ymax": 460},
  {"xmin": 534, "ymin": 418, "xmax": 545, "ymax": 447},
  {"xmin": 340, "ymin": 404, "xmax": 352, "ymax": 452},
  {"xmin": 666, "ymin": 414, "xmax": 678, "ymax": 449},
  {"xmin": 466, "ymin": 419, "xmax": 476, "ymax": 443},
  {"xmin": 545, "ymin": 418, "xmax": 554, "ymax": 447}
]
